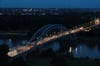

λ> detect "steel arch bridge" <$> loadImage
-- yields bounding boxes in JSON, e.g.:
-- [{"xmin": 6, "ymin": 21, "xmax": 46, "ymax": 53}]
[
  {"xmin": 28, "ymin": 24, "xmax": 69, "ymax": 46},
  {"xmin": 8, "ymin": 24, "xmax": 76, "ymax": 63},
  {"xmin": 7, "ymin": 18, "xmax": 100, "ymax": 64}
]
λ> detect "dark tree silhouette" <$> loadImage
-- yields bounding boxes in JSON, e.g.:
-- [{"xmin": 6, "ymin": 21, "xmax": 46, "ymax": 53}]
[
  {"xmin": 10, "ymin": 57, "xmax": 26, "ymax": 66},
  {"xmin": 51, "ymin": 55, "xmax": 67, "ymax": 66},
  {"xmin": 0, "ymin": 44, "xmax": 10, "ymax": 66}
]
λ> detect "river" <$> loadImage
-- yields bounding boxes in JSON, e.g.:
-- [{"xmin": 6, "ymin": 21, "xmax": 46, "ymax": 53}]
[{"xmin": 0, "ymin": 37, "xmax": 100, "ymax": 59}]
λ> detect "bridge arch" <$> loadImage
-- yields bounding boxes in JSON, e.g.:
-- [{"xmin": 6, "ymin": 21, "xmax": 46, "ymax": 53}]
[
  {"xmin": 29, "ymin": 24, "xmax": 53, "ymax": 43},
  {"xmin": 28, "ymin": 24, "xmax": 68, "ymax": 46}
]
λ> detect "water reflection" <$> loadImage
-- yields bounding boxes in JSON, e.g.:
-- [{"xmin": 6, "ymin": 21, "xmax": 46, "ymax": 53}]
[
  {"xmin": 60, "ymin": 42, "xmax": 100, "ymax": 59},
  {"xmin": 0, "ymin": 38, "xmax": 100, "ymax": 59},
  {"xmin": 51, "ymin": 41, "xmax": 100, "ymax": 59},
  {"xmin": 0, "ymin": 39, "xmax": 28, "ymax": 48},
  {"xmin": 75, "ymin": 48, "xmax": 78, "ymax": 54},
  {"xmin": 7, "ymin": 38, "xmax": 13, "ymax": 48},
  {"xmin": 72, "ymin": 44, "xmax": 100, "ymax": 59},
  {"xmin": 0, "ymin": 40, "xmax": 4, "ymax": 45},
  {"xmin": 22, "ymin": 40, "xmax": 27, "ymax": 45},
  {"xmin": 52, "ymin": 42, "xmax": 60, "ymax": 52},
  {"xmin": 68, "ymin": 46, "xmax": 72, "ymax": 53}
]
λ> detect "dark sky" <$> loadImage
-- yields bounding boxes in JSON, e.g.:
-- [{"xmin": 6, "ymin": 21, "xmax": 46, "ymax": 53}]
[{"xmin": 0, "ymin": 0, "xmax": 100, "ymax": 8}]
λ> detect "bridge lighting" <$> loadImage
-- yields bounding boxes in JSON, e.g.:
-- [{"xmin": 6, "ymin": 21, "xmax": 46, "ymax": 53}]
[
  {"xmin": 14, "ymin": 50, "xmax": 17, "ymax": 53},
  {"xmin": 7, "ymin": 50, "xmax": 18, "ymax": 57},
  {"xmin": 65, "ymin": 32, "xmax": 69, "ymax": 35},
  {"xmin": 80, "ymin": 27, "xmax": 84, "ymax": 30},
  {"xmin": 75, "ymin": 48, "xmax": 78, "ymax": 54},
  {"xmin": 70, "ymin": 30, "xmax": 75, "ymax": 33},
  {"xmin": 68, "ymin": 46, "xmax": 72, "ymax": 53},
  {"xmin": 94, "ymin": 18, "xmax": 100, "ymax": 25},
  {"xmin": 84, "ymin": 29, "xmax": 90, "ymax": 32}
]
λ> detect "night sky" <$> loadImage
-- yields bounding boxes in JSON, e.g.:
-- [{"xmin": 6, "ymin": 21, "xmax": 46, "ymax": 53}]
[{"xmin": 0, "ymin": 0, "xmax": 100, "ymax": 8}]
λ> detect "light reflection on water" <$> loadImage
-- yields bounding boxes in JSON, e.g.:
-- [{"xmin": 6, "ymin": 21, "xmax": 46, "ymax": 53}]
[
  {"xmin": 52, "ymin": 42, "xmax": 100, "ymax": 59},
  {"xmin": 0, "ymin": 39, "xmax": 27, "ymax": 48},
  {"xmin": 0, "ymin": 38, "xmax": 100, "ymax": 59},
  {"xmin": 52, "ymin": 42, "xmax": 60, "ymax": 52},
  {"xmin": 68, "ymin": 46, "xmax": 72, "ymax": 53},
  {"xmin": 72, "ymin": 44, "xmax": 100, "ymax": 59}
]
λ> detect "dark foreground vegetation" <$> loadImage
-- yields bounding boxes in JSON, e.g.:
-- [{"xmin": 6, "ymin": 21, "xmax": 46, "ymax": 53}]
[{"xmin": 26, "ymin": 56, "xmax": 100, "ymax": 66}]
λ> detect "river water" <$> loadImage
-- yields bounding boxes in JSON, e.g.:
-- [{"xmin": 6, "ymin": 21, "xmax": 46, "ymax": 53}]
[
  {"xmin": 71, "ymin": 44, "xmax": 100, "ymax": 59},
  {"xmin": 0, "ymin": 38, "xmax": 100, "ymax": 59}
]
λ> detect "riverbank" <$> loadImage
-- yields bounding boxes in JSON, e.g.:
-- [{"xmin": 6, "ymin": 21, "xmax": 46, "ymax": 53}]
[
  {"xmin": 0, "ymin": 31, "xmax": 30, "ymax": 40},
  {"xmin": 26, "ymin": 56, "xmax": 100, "ymax": 66}
]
